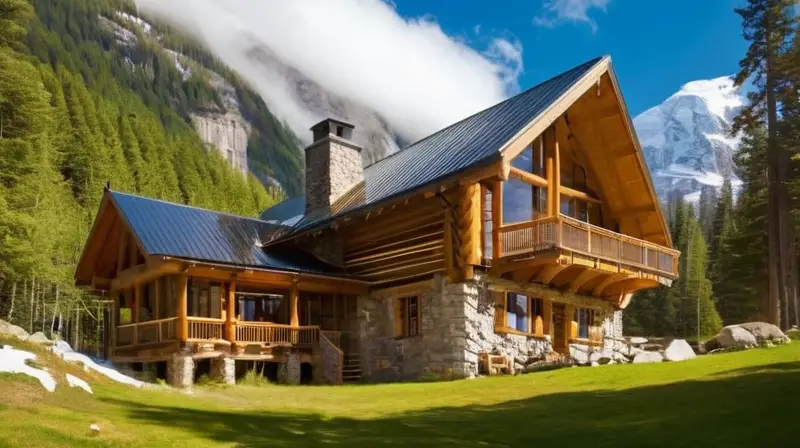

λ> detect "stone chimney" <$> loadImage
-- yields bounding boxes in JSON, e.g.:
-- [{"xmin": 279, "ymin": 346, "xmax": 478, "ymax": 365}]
[{"xmin": 304, "ymin": 118, "xmax": 363, "ymax": 213}]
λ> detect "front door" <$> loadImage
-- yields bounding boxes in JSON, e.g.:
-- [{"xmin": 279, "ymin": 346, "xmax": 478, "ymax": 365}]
[{"xmin": 552, "ymin": 303, "xmax": 567, "ymax": 354}]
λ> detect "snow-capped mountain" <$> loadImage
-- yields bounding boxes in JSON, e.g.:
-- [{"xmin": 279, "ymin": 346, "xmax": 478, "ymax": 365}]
[{"xmin": 634, "ymin": 76, "xmax": 745, "ymax": 201}]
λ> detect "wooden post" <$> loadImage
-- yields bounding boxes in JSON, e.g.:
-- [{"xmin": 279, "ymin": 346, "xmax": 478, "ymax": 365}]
[
  {"xmin": 154, "ymin": 278, "xmax": 160, "ymax": 320},
  {"xmin": 492, "ymin": 180, "xmax": 502, "ymax": 259},
  {"xmin": 546, "ymin": 127, "xmax": 560, "ymax": 217},
  {"xmin": 225, "ymin": 281, "xmax": 236, "ymax": 344},
  {"xmin": 543, "ymin": 299, "xmax": 552, "ymax": 336},
  {"xmin": 289, "ymin": 279, "xmax": 299, "ymax": 327},
  {"xmin": 117, "ymin": 230, "xmax": 128, "ymax": 274},
  {"xmin": 177, "ymin": 273, "xmax": 189, "ymax": 343},
  {"xmin": 133, "ymin": 284, "xmax": 141, "ymax": 345}
]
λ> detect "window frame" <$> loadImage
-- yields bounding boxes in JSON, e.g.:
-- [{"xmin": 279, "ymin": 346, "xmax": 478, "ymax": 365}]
[
  {"xmin": 496, "ymin": 292, "xmax": 546, "ymax": 338},
  {"xmin": 396, "ymin": 296, "xmax": 421, "ymax": 338}
]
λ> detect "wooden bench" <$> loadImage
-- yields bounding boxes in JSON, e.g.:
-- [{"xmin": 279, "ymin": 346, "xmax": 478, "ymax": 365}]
[{"xmin": 479, "ymin": 352, "xmax": 511, "ymax": 375}]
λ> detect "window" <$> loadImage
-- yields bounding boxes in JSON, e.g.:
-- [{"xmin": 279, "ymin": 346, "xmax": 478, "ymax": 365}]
[
  {"xmin": 511, "ymin": 140, "xmax": 545, "ymax": 177},
  {"xmin": 188, "ymin": 279, "xmax": 224, "ymax": 318},
  {"xmin": 503, "ymin": 178, "xmax": 547, "ymax": 224},
  {"xmin": 574, "ymin": 308, "xmax": 595, "ymax": 340},
  {"xmin": 498, "ymin": 293, "xmax": 545, "ymax": 336},
  {"xmin": 396, "ymin": 296, "xmax": 420, "ymax": 338},
  {"xmin": 482, "ymin": 185, "xmax": 493, "ymax": 260}
]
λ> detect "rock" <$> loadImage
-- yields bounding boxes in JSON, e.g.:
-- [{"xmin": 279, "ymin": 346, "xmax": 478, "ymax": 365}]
[
  {"xmin": 0, "ymin": 320, "xmax": 29, "ymax": 340},
  {"xmin": 525, "ymin": 360, "xmax": 567, "ymax": 373},
  {"xmin": 589, "ymin": 349, "xmax": 613, "ymax": 365},
  {"xmin": 590, "ymin": 361, "xmax": 600, "ymax": 367},
  {"xmin": 738, "ymin": 322, "xmax": 790, "ymax": 344},
  {"xmin": 89, "ymin": 423, "xmax": 100, "ymax": 434},
  {"xmin": 664, "ymin": 339, "xmax": 696, "ymax": 362},
  {"xmin": 642, "ymin": 343, "xmax": 665, "ymax": 352},
  {"xmin": 716, "ymin": 325, "xmax": 758, "ymax": 349},
  {"xmin": 629, "ymin": 337, "xmax": 648, "ymax": 345},
  {"xmin": 633, "ymin": 351, "xmax": 664, "ymax": 364},
  {"xmin": 26, "ymin": 331, "xmax": 51, "ymax": 344},
  {"xmin": 612, "ymin": 351, "xmax": 629, "ymax": 363},
  {"xmin": 568, "ymin": 344, "xmax": 591, "ymax": 365}
]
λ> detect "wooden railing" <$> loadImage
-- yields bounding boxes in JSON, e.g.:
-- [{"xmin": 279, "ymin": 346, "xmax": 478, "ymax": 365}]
[
  {"xmin": 496, "ymin": 214, "xmax": 679, "ymax": 277},
  {"xmin": 321, "ymin": 330, "xmax": 342, "ymax": 348},
  {"xmin": 235, "ymin": 322, "xmax": 319, "ymax": 346},
  {"xmin": 187, "ymin": 317, "xmax": 225, "ymax": 341},
  {"xmin": 115, "ymin": 317, "xmax": 178, "ymax": 347},
  {"xmin": 498, "ymin": 216, "xmax": 559, "ymax": 257}
]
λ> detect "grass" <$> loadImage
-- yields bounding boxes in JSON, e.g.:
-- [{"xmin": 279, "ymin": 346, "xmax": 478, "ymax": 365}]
[{"xmin": 0, "ymin": 339, "xmax": 798, "ymax": 447}]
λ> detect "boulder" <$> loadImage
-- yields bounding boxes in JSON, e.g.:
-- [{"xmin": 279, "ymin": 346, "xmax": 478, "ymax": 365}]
[
  {"xmin": 612, "ymin": 351, "xmax": 630, "ymax": 363},
  {"xmin": 589, "ymin": 349, "xmax": 613, "ymax": 365},
  {"xmin": 0, "ymin": 320, "xmax": 29, "ymax": 340},
  {"xmin": 738, "ymin": 322, "xmax": 790, "ymax": 344},
  {"xmin": 664, "ymin": 339, "xmax": 696, "ymax": 362},
  {"xmin": 26, "ymin": 331, "xmax": 51, "ymax": 344},
  {"xmin": 642, "ymin": 343, "xmax": 665, "ymax": 352},
  {"xmin": 716, "ymin": 325, "xmax": 758, "ymax": 349},
  {"xmin": 633, "ymin": 351, "xmax": 664, "ymax": 364},
  {"xmin": 568, "ymin": 344, "xmax": 591, "ymax": 365},
  {"xmin": 629, "ymin": 337, "xmax": 648, "ymax": 345}
]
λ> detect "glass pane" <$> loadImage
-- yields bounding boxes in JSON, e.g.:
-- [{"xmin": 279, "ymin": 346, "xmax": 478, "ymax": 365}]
[
  {"xmin": 506, "ymin": 293, "xmax": 528, "ymax": 333},
  {"xmin": 511, "ymin": 146, "xmax": 533, "ymax": 172},
  {"xmin": 503, "ymin": 178, "xmax": 533, "ymax": 224},
  {"xmin": 483, "ymin": 188, "xmax": 493, "ymax": 259}
]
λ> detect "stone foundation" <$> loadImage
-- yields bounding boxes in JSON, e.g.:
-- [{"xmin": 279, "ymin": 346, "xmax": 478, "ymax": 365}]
[
  {"xmin": 167, "ymin": 355, "xmax": 194, "ymax": 388},
  {"xmin": 210, "ymin": 356, "xmax": 235, "ymax": 385},
  {"xmin": 277, "ymin": 351, "xmax": 301, "ymax": 385}
]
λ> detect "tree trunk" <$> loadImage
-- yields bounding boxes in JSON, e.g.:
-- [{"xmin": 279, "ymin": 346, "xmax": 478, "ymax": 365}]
[
  {"xmin": 50, "ymin": 285, "xmax": 60, "ymax": 339},
  {"xmin": 28, "ymin": 277, "xmax": 35, "ymax": 333},
  {"xmin": 7, "ymin": 282, "xmax": 16, "ymax": 322}
]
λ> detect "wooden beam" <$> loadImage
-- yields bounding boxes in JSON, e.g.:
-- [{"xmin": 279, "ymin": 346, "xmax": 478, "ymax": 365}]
[
  {"xmin": 560, "ymin": 185, "xmax": 602, "ymax": 204},
  {"xmin": 567, "ymin": 268, "xmax": 603, "ymax": 293},
  {"xmin": 225, "ymin": 281, "xmax": 236, "ymax": 343},
  {"xmin": 91, "ymin": 276, "xmax": 111, "ymax": 291},
  {"xmin": 535, "ymin": 263, "xmax": 567, "ymax": 284},
  {"xmin": 289, "ymin": 278, "xmax": 299, "ymax": 327},
  {"xmin": 546, "ymin": 126, "xmax": 560, "ymax": 217},
  {"xmin": 492, "ymin": 180, "xmax": 502, "ymax": 259},
  {"xmin": 509, "ymin": 167, "xmax": 548, "ymax": 188},
  {"xmin": 111, "ymin": 257, "xmax": 185, "ymax": 291},
  {"xmin": 490, "ymin": 253, "xmax": 561, "ymax": 276},
  {"xmin": 177, "ymin": 273, "xmax": 189, "ymax": 343},
  {"xmin": 488, "ymin": 277, "xmax": 613, "ymax": 312},
  {"xmin": 117, "ymin": 227, "xmax": 128, "ymax": 275},
  {"xmin": 592, "ymin": 272, "xmax": 630, "ymax": 296}
]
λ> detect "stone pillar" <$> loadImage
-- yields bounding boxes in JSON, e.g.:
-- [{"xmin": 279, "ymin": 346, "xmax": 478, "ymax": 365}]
[
  {"xmin": 168, "ymin": 355, "xmax": 194, "ymax": 388},
  {"xmin": 211, "ymin": 357, "xmax": 236, "ymax": 385},
  {"xmin": 277, "ymin": 351, "xmax": 301, "ymax": 385}
]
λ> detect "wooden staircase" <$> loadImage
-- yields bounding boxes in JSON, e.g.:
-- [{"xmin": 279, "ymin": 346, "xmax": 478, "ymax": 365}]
[{"xmin": 342, "ymin": 353, "xmax": 362, "ymax": 383}]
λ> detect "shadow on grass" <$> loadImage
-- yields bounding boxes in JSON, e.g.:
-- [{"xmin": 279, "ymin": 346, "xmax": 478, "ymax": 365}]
[{"xmin": 103, "ymin": 362, "xmax": 800, "ymax": 447}]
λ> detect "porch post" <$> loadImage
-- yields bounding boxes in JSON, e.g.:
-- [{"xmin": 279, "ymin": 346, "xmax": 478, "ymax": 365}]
[
  {"xmin": 177, "ymin": 273, "xmax": 189, "ymax": 343},
  {"xmin": 133, "ymin": 284, "xmax": 141, "ymax": 345},
  {"xmin": 289, "ymin": 278, "xmax": 299, "ymax": 327},
  {"xmin": 225, "ymin": 281, "xmax": 236, "ymax": 344},
  {"xmin": 546, "ymin": 126, "xmax": 561, "ymax": 217}
]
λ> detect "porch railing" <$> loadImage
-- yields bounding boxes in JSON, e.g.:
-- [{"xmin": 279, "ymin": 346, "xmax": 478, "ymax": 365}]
[
  {"xmin": 116, "ymin": 317, "xmax": 178, "ymax": 348},
  {"xmin": 497, "ymin": 214, "xmax": 679, "ymax": 277},
  {"xmin": 235, "ymin": 322, "xmax": 319, "ymax": 346},
  {"xmin": 321, "ymin": 330, "xmax": 342, "ymax": 348},
  {"xmin": 187, "ymin": 317, "xmax": 225, "ymax": 341}
]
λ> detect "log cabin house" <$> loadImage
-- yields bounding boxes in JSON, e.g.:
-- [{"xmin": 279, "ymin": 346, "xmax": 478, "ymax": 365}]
[{"xmin": 75, "ymin": 56, "xmax": 679, "ymax": 387}]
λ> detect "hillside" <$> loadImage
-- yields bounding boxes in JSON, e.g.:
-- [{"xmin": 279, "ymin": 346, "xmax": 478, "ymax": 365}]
[
  {"xmin": 1, "ymin": 335, "xmax": 798, "ymax": 446},
  {"xmin": 0, "ymin": 0, "xmax": 292, "ymax": 349}
]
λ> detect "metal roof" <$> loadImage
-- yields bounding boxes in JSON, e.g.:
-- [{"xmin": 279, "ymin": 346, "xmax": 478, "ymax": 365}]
[
  {"xmin": 264, "ymin": 56, "xmax": 605, "ymax": 235},
  {"xmin": 110, "ymin": 192, "xmax": 347, "ymax": 276}
]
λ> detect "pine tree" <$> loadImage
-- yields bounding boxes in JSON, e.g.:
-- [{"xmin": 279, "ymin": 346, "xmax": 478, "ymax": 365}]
[
  {"xmin": 734, "ymin": 0, "xmax": 798, "ymax": 328},
  {"xmin": 709, "ymin": 175, "xmax": 734, "ymax": 283},
  {"xmin": 697, "ymin": 185, "xmax": 717, "ymax": 242}
]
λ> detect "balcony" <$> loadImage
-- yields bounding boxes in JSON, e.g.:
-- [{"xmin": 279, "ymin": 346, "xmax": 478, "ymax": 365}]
[{"xmin": 497, "ymin": 214, "xmax": 679, "ymax": 278}]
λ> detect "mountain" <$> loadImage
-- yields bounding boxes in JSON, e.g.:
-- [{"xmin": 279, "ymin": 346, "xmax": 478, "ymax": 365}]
[{"xmin": 633, "ymin": 76, "xmax": 745, "ymax": 202}]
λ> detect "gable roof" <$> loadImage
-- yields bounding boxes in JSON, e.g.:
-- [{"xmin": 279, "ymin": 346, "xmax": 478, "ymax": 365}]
[
  {"xmin": 263, "ymin": 56, "xmax": 607, "ymax": 234},
  {"xmin": 75, "ymin": 191, "xmax": 348, "ymax": 286}
]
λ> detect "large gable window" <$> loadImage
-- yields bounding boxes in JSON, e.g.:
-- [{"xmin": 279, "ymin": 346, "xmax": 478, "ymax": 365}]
[{"xmin": 503, "ymin": 140, "xmax": 548, "ymax": 224}]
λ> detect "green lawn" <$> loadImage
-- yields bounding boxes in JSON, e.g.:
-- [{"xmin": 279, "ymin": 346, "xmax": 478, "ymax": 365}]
[{"xmin": 1, "ymin": 339, "xmax": 798, "ymax": 447}]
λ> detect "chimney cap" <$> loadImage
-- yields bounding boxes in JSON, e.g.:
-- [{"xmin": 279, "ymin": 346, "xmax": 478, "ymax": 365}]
[{"xmin": 310, "ymin": 118, "xmax": 355, "ymax": 133}]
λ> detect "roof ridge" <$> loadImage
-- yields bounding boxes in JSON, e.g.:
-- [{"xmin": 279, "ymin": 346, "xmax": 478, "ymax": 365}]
[
  {"xmin": 110, "ymin": 190, "xmax": 270, "ymax": 225},
  {"xmin": 362, "ymin": 56, "xmax": 605, "ymax": 172}
]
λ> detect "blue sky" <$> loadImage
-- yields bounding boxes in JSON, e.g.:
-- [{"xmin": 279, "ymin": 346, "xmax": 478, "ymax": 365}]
[{"xmin": 392, "ymin": 0, "xmax": 748, "ymax": 116}]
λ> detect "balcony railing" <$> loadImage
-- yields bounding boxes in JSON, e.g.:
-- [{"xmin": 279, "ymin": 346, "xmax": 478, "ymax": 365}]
[
  {"xmin": 497, "ymin": 214, "xmax": 679, "ymax": 277},
  {"xmin": 116, "ymin": 317, "xmax": 178, "ymax": 348},
  {"xmin": 187, "ymin": 317, "xmax": 225, "ymax": 341},
  {"xmin": 235, "ymin": 322, "xmax": 319, "ymax": 346}
]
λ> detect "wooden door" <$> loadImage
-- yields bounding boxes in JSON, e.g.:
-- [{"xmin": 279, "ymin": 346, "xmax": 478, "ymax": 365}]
[{"xmin": 552, "ymin": 303, "xmax": 567, "ymax": 354}]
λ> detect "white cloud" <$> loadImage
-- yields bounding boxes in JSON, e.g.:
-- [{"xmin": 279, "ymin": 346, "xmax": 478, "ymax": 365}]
[
  {"xmin": 133, "ymin": 0, "xmax": 524, "ymax": 144},
  {"xmin": 534, "ymin": 0, "xmax": 611, "ymax": 31}
]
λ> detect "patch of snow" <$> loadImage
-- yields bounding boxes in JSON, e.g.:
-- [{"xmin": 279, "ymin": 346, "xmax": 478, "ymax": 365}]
[
  {"xmin": 0, "ymin": 346, "xmax": 56, "ymax": 392},
  {"xmin": 66, "ymin": 373, "xmax": 93, "ymax": 394},
  {"xmin": 115, "ymin": 11, "xmax": 153, "ymax": 35},
  {"xmin": 164, "ymin": 49, "xmax": 192, "ymax": 80},
  {"xmin": 50, "ymin": 341, "xmax": 143, "ymax": 388},
  {"xmin": 671, "ymin": 76, "xmax": 744, "ymax": 122}
]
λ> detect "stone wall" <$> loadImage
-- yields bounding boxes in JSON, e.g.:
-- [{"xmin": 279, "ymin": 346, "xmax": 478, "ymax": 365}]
[
  {"xmin": 357, "ymin": 273, "xmax": 552, "ymax": 382},
  {"xmin": 317, "ymin": 334, "xmax": 343, "ymax": 385},
  {"xmin": 277, "ymin": 351, "xmax": 301, "ymax": 385},
  {"xmin": 304, "ymin": 136, "xmax": 363, "ymax": 213},
  {"xmin": 167, "ymin": 355, "xmax": 194, "ymax": 388}
]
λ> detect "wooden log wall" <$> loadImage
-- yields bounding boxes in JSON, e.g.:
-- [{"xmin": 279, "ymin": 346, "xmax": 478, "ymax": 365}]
[{"xmin": 340, "ymin": 195, "xmax": 446, "ymax": 284}]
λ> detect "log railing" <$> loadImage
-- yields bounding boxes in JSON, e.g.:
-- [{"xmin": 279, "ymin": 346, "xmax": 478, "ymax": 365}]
[
  {"xmin": 187, "ymin": 317, "xmax": 225, "ymax": 341},
  {"xmin": 321, "ymin": 330, "xmax": 342, "ymax": 349},
  {"xmin": 235, "ymin": 322, "xmax": 319, "ymax": 346},
  {"xmin": 496, "ymin": 214, "xmax": 679, "ymax": 277},
  {"xmin": 115, "ymin": 317, "xmax": 178, "ymax": 348}
]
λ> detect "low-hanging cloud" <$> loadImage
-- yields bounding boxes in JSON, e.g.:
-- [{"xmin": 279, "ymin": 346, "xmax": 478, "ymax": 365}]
[{"xmin": 133, "ymin": 0, "xmax": 524, "ymax": 145}]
